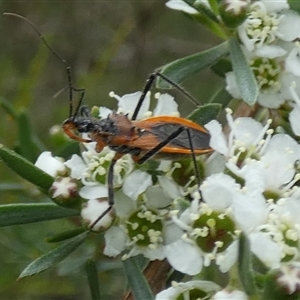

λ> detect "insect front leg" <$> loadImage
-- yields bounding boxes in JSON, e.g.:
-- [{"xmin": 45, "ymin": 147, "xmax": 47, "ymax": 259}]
[{"xmin": 88, "ymin": 153, "xmax": 123, "ymax": 231}]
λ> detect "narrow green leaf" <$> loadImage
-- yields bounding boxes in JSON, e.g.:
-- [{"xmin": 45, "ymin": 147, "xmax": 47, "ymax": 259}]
[
  {"xmin": 17, "ymin": 109, "xmax": 38, "ymax": 162},
  {"xmin": 0, "ymin": 96, "xmax": 18, "ymax": 119},
  {"xmin": 0, "ymin": 183, "xmax": 24, "ymax": 191},
  {"xmin": 229, "ymin": 37, "xmax": 258, "ymax": 105},
  {"xmin": 0, "ymin": 144, "xmax": 53, "ymax": 191},
  {"xmin": 207, "ymin": 0, "xmax": 219, "ymax": 15},
  {"xmin": 238, "ymin": 233, "xmax": 256, "ymax": 296},
  {"xmin": 46, "ymin": 227, "xmax": 85, "ymax": 243},
  {"xmin": 0, "ymin": 203, "xmax": 79, "ymax": 227},
  {"xmin": 18, "ymin": 231, "xmax": 89, "ymax": 279},
  {"xmin": 187, "ymin": 103, "xmax": 221, "ymax": 125},
  {"xmin": 157, "ymin": 42, "xmax": 229, "ymax": 88},
  {"xmin": 183, "ymin": 0, "xmax": 226, "ymax": 38},
  {"xmin": 86, "ymin": 259, "xmax": 101, "ymax": 300},
  {"xmin": 209, "ymin": 86, "xmax": 232, "ymax": 106},
  {"xmin": 123, "ymin": 256, "xmax": 154, "ymax": 300},
  {"xmin": 289, "ymin": 0, "xmax": 300, "ymax": 14},
  {"xmin": 211, "ymin": 58, "xmax": 232, "ymax": 78}
]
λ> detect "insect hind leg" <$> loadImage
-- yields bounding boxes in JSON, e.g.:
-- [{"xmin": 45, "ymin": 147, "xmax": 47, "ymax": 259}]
[{"xmin": 137, "ymin": 126, "xmax": 201, "ymax": 189}]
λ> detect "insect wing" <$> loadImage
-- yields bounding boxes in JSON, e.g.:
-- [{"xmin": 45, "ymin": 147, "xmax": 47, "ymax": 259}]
[{"xmin": 132, "ymin": 116, "xmax": 212, "ymax": 155}]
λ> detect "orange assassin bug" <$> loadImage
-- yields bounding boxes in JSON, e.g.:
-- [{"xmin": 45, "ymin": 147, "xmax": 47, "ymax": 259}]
[
  {"xmin": 63, "ymin": 72, "xmax": 213, "ymax": 228},
  {"xmin": 4, "ymin": 13, "xmax": 213, "ymax": 229}
]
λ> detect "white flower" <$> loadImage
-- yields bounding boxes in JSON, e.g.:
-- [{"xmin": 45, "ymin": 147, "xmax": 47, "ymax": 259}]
[
  {"xmin": 205, "ymin": 109, "xmax": 272, "ymax": 157},
  {"xmin": 225, "ymin": 55, "xmax": 300, "ymax": 108},
  {"xmin": 104, "ymin": 176, "xmax": 180, "ymax": 260},
  {"xmin": 205, "ymin": 110, "xmax": 300, "ymax": 269},
  {"xmin": 223, "ymin": 0, "xmax": 247, "ymax": 15},
  {"xmin": 81, "ymin": 198, "xmax": 114, "ymax": 231},
  {"xmin": 122, "ymin": 170, "xmax": 152, "ymax": 200},
  {"xmin": 165, "ymin": 180, "xmax": 240, "ymax": 275},
  {"xmin": 277, "ymin": 263, "xmax": 300, "ymax": 294},
  {"xmin": 238, "ymin": 1, "xmax": 300, "ymax": 56},
  {"xmin": 250, "ymin": 232, "xmax": 282, "ymax": 269},
  {"xmin": 65, "ymin": 145, "xmax": 134, "ymax": 199},
  {"xmin": 288, "ymin": 82, "xmax": 300, "ymax": 136},
  {"xmin": 50, "ymin": 177, "xmax": 78, "ymax": 199},
  {"xmin": 106, "ymin": 91, "xmax": 179, "ymax": 120},
  {"xmin": 165, "ymin": 0, "xmax": 199, "ymax": 14},
  {"xmin": 35, "ymin": 151, "xmax": 66, "ymax": 177}
]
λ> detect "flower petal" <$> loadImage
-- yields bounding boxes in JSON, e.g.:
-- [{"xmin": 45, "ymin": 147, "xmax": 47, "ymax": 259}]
[
  {"xmin": 166, "ymin": 0, "xmax": 199, "ymax": 14},
  {"xmin": 123, "ymin": 170, "xmax": 152, "ymax": 200},
  {"xmin": 153, "ymin": 93, "xmax": 179, "ymax": 116},
  {"xmin": 79, "ymin": 185, "xmax": 108, "ymax": 199},
  {"xmin": 35, "ymin": 151, "xmax": 66, "ymax": 177},
  {"xmin": 165, "ymin": 239, "xmax": 203, "ymax": 275},
  {"xmin": 104, "ymin": 226, "xmax": 128, "ymax": 256}
]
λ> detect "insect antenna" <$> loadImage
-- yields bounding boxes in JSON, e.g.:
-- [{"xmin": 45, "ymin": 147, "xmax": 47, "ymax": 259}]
[{"xmin": 3, "ymin": 12, "xmax": 85, "ymax": 120}]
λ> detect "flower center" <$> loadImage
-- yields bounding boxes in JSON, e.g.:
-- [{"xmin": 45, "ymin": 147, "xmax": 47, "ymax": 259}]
[
  {"xmin": 126, "ymin": 208, "xmax": 163, "ymax": 249},
  {"xmin": 245, "ymin": 2, "xmax": 281, "ymax": 47},
  {"xmin": 81, "ymin": 150, "xmax": 133, "ymax": 186},
  {"xmin": 250, "ymin": 57, "xmax": 281, "ymax": 91},
  {"xmin": 190, "ymin": 211, "xmax": 236, "ymax": 253}
]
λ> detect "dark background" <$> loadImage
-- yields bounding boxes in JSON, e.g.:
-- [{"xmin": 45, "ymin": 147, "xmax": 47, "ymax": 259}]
[{"xmin": 0, "ymin": 1, "xmax": 222, "ymax": 299}]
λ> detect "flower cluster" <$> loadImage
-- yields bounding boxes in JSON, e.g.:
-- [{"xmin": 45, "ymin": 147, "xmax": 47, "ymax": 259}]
[
  {"xmin": 36, "ymin": 91, "xmax": 200, "ymax": 262},
  {"xmin": 228, "ymin": 0, "xmax": 300, "ymax": 110},
  {"xmin": 32, "ymin": 1, "xmax": 300, "ymax": 299}
]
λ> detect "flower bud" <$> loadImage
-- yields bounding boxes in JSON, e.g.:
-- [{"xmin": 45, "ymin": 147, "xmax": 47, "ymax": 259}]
[{"xmin": 219, "ymin": 0, "xmax": 248, "ymax": 29}]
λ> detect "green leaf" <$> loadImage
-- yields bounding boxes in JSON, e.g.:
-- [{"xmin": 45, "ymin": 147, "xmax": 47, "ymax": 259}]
[
  {"xmin": 46, "ymin": 227, "xmax": 85, "ymax": 243},
  {"xmin": 209, "ymin": 86, "xmax": 232, "ymax": 106},
  {"xmin": 0, "ymin": 144, "xmax": 53, "ymax": 191},
  {"xmin": 18, "ymin": 231, "xmax": 89, "ymax": 279},
  {"xmin": 0, "ymin": 183, "xmax": 24, "ymax": 191},
  {"xmin": 238, "ymin": 233, "xmax": 256, "ymax": 296},
  {"xmin": 207, "ymin": 0, "xmax": 219, "ymax": 15},
  {"xmin": 182, "ymin": 0, "xmax": 226, "ymax": 39},
  {"xmin": 187, "ymin": 103, "xmax": 221, "ymax": 125},
  {"xmin": 0, "ymin": 203, "xmax": 79, "ymax": 227},
  {"xmin": 211, "ymin": 58, "xmax": 232, "ymax": 78},
  {"xmin": 157, "ymin": 42, "xmax": 229, "ymax": 88},
  {"xmin": 123, "ymin": 256, "xmax": 154, "ymax": 300},
  {"xmin": 0, "ymin": 96, "xmax": 18, "ymax": 119},
  {"xmin": 229, "ymin": 37, "xmax": 258, "ymax": 105},
  {"xmin": 86, "ymin": 259, "xmax": 101, "ymax": 300},
  {"xmin": 17, "ymin": 109, "xmax": 38, "ymax": 162},
  {"xmin": 289, "ymin": 0, "xmax": 300, "ymax": 14}
]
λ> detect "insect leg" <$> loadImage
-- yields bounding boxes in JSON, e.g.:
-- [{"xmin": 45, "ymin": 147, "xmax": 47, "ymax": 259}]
[
  {"xmin": 137, "ymin": 126, "xmax": 201, "ymax": 187},
  {"xmin": 107, "ymin": 158, "xmax": 118, "ymax": 206},
  {"xmin": 79, "ymin": 105, "xmax": 91, "ymax": 117},
  {"xmin": 88, "ymin": 156, "xmax": 118, "ymax": 231},
  {"xmin": 132, "ymin": 73, "xmax": 157, "ymax": 121},
  {"xmin": 132, "ymin": 71, "xmax": 200, "ymax": 121}
]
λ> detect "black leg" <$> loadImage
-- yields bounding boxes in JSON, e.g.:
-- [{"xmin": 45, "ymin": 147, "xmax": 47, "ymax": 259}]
[
  {"xmin": 131, "ymin": 71, "xmax": 200, "ymax": 121},
  {"xmin": 132, "ymin": 73, "xmax": 156, "ymax": 121},
  {"xmin": 79, "ymin": 105, "xmax": 91, "ymax": 117},
  {"xmin": 138, "ymin": 126, "xmax": 185, "ymax": 164},
  {"xmin": 107, "ymin": 158, "xmax": 117, "ymax": 206},
  {"xmin": 137, "ymin": 126, "xmax": 201, "ymax": 188},
  {"xmin": 88, "ymin": 158, "xmax": 117, "ymax": 231}
]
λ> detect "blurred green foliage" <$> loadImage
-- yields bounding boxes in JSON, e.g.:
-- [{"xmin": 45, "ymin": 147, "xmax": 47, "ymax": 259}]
[{"xmin": 0, "ymin": 1, "xmax": 222, "ymax": 299}]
